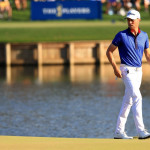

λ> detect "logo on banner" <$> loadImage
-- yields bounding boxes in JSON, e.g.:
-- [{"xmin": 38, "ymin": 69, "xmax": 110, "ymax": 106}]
[
  {"xmin": 56, "ymin": 4, "xmax": 63, "ymax": 17},
  {"xmin": 43, "ymin": 3, "xmax": 91, "ymax": 17}
]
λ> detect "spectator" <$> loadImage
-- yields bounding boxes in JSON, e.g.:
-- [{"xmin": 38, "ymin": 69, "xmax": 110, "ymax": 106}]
[
  {"xmin": 106, "ymin": 0, "xmax": 122, "ymax": 15},
  {"xmin": 0, "ymin": 0, "xmax": 12, "ymax": 20},
  {"xmin": 135, "ymin": 0, "xmax": 141, "ymax": 11},
  {"xmin": 123, "ymin": 0, "xmax": 132, "ymax": 10},
  {"xmin": 14, "ymin": 0, "xmax": 27, "ymax": 10},
  {"xmin": 144, "ymin": 0, "xmax": 150, "ymax": 12}
]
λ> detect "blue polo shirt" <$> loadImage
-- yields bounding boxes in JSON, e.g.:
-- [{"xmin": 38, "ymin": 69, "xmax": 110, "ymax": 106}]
[{"xmin": 112, "ymin": 28, "xmax": 149, "ymax": 67}]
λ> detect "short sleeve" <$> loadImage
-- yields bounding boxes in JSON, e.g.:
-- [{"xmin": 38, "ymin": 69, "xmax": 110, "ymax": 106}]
[
  {"xmin": 112, "ymin": 32, "xmax": 121, "ymax": 47},
  {"xmin": 145, "ymin": 33, "xmax": 149, "ymax": 49}
]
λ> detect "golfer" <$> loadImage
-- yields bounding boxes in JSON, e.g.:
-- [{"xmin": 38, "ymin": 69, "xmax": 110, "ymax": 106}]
[{"xmin": 106, "ymin": 9, "xmax": 150, "ymax": 139}]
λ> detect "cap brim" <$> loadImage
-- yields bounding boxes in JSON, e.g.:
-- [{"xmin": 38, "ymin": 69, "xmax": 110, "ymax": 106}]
[{"xmin": 125, "ymin": 15, "xmax": 139, "ymax": 20}]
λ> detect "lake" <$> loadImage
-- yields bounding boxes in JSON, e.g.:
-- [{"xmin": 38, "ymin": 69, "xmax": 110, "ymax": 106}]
[{"xmin": 0, "ymin": 64, "xmax": 150, "ymax": 138}]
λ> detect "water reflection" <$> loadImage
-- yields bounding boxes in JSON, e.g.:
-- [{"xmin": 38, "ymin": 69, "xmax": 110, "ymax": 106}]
[
  {"xmin": 70, "ymin": 65, "xmax": 98, "ymax": 83},
  {"xmin": 6, "ymin": 66, "xmax": 38, "ymax": 85},
  {"xmin": 0, "ymin": 64, "xmax": 150, "ymax": 138},
  {"xmin": 3, "ymin": 64, "xmax": 150, "ymax": 98},
  {"xmin": 4, "ymin": 64, "xmax": 121, "ymax": 84},
  {"xmin": 3, "ymin": 64, "xmax": 150, "ymax": 84},
  {"xmin": 38, "ymin": 65, "xmax": 69, "ymax": 84}
]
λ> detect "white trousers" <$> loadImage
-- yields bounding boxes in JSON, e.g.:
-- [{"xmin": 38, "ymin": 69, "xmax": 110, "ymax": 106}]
[{"xmin": 115, "ymin": 64, "xmax": 145, "ymax": 134}]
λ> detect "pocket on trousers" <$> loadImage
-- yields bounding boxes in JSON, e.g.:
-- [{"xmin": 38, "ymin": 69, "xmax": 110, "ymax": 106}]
[{"xmin": 120, "ymin": 67, "xmax": 129, "ymax": 77}]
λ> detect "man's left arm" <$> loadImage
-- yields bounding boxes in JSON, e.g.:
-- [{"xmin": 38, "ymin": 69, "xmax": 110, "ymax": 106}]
[{"xmin": 144, "ymin": 48, "xmax": 150, "ymax": 64}]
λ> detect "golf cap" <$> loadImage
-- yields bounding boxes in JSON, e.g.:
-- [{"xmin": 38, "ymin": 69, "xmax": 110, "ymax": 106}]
[{"xmin": 126, "ymin": 9, "xmax": 141, "ymax": 20}]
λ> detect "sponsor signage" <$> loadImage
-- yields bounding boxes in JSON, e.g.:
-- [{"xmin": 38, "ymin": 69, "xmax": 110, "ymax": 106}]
[{"xmin": 31, "ymin": 1, "xmax": 102, "ymax": 20}]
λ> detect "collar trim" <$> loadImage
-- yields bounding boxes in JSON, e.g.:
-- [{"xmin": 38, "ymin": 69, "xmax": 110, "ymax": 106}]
[{"xmin": 129, "ymin": 28, "xmax": 141, "ymax": 35}]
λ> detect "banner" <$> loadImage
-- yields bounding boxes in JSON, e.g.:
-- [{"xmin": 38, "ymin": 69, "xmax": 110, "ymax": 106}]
[{"xmin": 31, "ymin": 1, "xmax": 102, "ymax": 20}]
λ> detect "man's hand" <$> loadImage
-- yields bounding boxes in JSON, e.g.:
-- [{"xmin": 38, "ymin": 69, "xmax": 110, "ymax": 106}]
[{"xmin": 114, "ymin": 67, "xmax": 122, "ymax": 78}]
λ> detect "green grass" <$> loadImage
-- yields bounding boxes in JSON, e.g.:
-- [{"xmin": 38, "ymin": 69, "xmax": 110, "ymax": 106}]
[
  {"xmin": 0, "ymin": 21, "xmax": 150, "ymax": 43},
  {"xmin": 0, "ymin": 1, "xmax": 150, "ymax": 42}
]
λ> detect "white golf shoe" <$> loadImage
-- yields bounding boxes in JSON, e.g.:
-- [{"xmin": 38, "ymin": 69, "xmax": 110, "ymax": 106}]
[
  {"xmin": 114, "ymin": 131, "xmax": 133, "ymax": 139},
  {"xmin": 138, "ymin": 130, "xmax": 150, "ymax": 139}
]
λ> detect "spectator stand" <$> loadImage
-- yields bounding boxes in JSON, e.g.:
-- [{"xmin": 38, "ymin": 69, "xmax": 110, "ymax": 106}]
[{"xmin": 0, "ymin": 0, "xmax": 12, "ymax": 20}]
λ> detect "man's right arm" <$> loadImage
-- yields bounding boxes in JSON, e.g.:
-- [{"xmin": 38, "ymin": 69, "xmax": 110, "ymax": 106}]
[{"xmin": 106, "ymin": 43, "xmax": 122, "ymax": 78}]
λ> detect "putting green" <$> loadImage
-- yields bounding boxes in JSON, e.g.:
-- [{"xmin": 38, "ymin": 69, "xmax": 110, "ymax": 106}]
[{"xmin": 0, "ymin": 136, "xmax": 150, "ymax": 150}]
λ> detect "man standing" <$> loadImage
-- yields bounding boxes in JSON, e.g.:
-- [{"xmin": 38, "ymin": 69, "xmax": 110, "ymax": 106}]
[{"xmin": 106, "ymin": 9, "xmax": 150, "ymax": 139}]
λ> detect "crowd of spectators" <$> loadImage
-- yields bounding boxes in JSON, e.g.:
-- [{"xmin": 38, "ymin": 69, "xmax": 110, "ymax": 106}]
[
  {"xmin": 0, "ymin": 0, "xmax": 149, "ymax": 20},
  {"xmin": 34, "ymin": 0, "xmax": 150, "ymax": 16},
  {"xmin": 0, "ymin": 0, "xmax": 27, "ymax": 20},
  {"xmin": 0, "ymin": 0, "xmax": 12, "ymax": 19},
  {"xmin": 105, "ymin": 0, "xmax": 150, "ymax": 16}
]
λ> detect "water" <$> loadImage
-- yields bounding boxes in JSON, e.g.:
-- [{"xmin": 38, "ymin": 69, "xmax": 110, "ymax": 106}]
[{"xmin": 0, "ymin": 64, "xmax": 150, "ymax": 138}]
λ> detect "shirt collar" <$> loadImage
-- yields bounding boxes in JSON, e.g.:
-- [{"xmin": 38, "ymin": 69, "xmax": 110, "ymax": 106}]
[{"xmin": 128, "ymin": 28, "xmax": 141, "ymax": 36}]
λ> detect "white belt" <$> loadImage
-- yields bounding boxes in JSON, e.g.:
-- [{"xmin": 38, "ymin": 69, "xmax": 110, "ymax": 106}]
[{"xmin": 120, "ymin": 64, "xmax": 142, "ymax": 71}]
